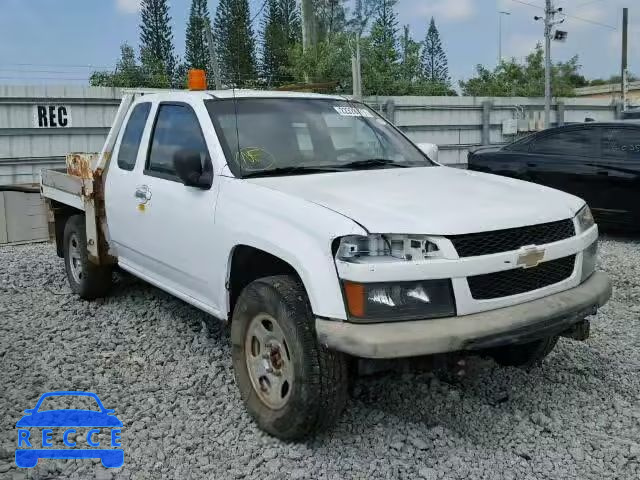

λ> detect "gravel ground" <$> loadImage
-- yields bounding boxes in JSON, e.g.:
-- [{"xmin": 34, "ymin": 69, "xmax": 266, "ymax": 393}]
[{"xmin": 0, "ymin": 237, "xmax": 639, "ymax": 480}]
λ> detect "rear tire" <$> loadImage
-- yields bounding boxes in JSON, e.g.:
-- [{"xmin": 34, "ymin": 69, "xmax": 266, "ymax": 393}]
[
  {"xmin": 487, "ymin": 335, "xmax": 559, "ymax": 368},
  {"xmin": 63, "ymin": 215, "xmax": 112, "ymax": 299},
  {"xmin": 231, "ymin": 275, "xmax": 349, "ymax": 440}
]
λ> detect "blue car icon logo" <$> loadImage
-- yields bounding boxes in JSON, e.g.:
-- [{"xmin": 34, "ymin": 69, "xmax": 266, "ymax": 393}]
[{"xmin": 15, "ymin": 391, "xmax": 123, "ymax": 468}]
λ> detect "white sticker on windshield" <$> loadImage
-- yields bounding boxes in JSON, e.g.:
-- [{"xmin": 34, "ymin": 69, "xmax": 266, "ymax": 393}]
[{"xmin": 333, "ymin": 106, "xmax": 374, "ymax": 118}]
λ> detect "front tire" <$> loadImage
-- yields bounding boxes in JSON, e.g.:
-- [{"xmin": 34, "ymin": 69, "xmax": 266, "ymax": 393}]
[
  {"xmin": 63, "ymin": 215, "xmax": 112, "ymax": 299},
  {"xmin": 231, "ymin": 275, "xmax": 349, "ymax": 440},
  {"xmin": 487, "ymin": 335, "xmax": 559, "ymax": 368}
]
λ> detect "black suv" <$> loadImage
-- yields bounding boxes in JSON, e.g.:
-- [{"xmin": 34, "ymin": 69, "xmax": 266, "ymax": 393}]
[{"xmin": 468, "ymin": 122, "xmax": 640, "ymax": 230}]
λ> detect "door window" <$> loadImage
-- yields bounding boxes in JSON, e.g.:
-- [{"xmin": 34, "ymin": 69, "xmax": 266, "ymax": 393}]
[
  {"xmin": 146, "ymin": 104, "xmax": 209, "ymax": 177},
  {"xmin": 117, "ymin": 102, "xmax": 151, "ymax": 171},
  {"xmin": 601, "ymin": 128, "xmax": 640, "ymax": 160},
  {"xmin": 531, "ymin": 128, "xmax": 595, "ymax": 157}
]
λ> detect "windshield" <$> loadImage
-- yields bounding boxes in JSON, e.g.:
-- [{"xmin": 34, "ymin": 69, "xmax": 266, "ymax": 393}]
[{"xmin": 205, "ymin": 98, "xmax": 434, "ymax": 178}]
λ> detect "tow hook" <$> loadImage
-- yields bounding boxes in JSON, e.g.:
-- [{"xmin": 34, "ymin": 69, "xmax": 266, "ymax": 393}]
[{"xmin": 561, "ymin": 319, "xmax": 591, "ymax": 341}]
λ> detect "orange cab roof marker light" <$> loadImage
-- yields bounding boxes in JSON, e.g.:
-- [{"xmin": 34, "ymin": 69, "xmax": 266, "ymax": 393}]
[{"xmin": 188, "ymin": 69, "xmax": 207, "ymax": 91}]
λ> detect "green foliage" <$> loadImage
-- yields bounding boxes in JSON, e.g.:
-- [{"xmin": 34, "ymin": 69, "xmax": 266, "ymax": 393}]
[
  {"xmin": 460, "ymin": 44, "xmax": 588, "ymax": 97},
  {"xmin": 261, "ymin": 0, "xmax": 301, "ymax": 85},
  {"xmin": 89, "ymin": 43, "xmax": 170, "ymax": 88},
  {"xmin": 287, "ymin": 32, "xmax": 353, "ymax": 88},
  {"xmin": 421, "ymin": 17, "xmax": 449, "ymax": 85},
  {"xmin": 214, "ymin": 0, "xmax": 257, "ymax": 86},
  {"xmin": 589, "ymin": 73, "xmax": 638, "ymax": 86},
  {"xmin": 185, "ymin": 0, "xmax": 211, "ymax": 73},
  {"xmin": 314, "ymin": 0, "xmax": 348, "ymax": 40},
  {"xmin": 139, "ymin": 0, "xmax": 176, "ymax": 80},
  {"xmin": 364, "ymin": 0, "xmax": 399, "ymax": 95}
]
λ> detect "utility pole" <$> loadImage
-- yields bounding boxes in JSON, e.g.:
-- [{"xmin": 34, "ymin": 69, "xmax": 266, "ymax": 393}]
[
  {"xmin": 535, "ymin": 1, "xmax": 564, "ymax": 128},
  {"xmin": 301, "ymin": 0, "xmax": 315, "ymax": 53},
  {"xmin": 205, "ymin": 24, "xmax": 222, "ymax": 90},
  {"xmin": 621, "ymin": 7, "xmax": 629, "ymax": 110},
  {"xmin": 351, "ymin": 34, "xmax": 362, "ymax": 99},
  {"xmin": 498, "ymin": 11, "xmax": 511, "ymax": 65}
]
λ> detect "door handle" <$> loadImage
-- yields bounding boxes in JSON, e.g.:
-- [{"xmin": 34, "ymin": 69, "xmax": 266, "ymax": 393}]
[{"xmin": 134, "ymin": 185, "xmax": 152, "ymax": 203}]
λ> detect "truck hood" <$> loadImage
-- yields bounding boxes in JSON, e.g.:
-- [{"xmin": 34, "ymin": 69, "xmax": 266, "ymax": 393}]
[{"xmin": 246, "ymin": 166, "xmax": 584, "ymax": 235}]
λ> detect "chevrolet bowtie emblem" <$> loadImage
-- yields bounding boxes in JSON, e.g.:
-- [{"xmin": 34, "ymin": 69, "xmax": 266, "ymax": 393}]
[{"xmin": 517, "ymin": 246, "xmax": 545, "ymax": 269}]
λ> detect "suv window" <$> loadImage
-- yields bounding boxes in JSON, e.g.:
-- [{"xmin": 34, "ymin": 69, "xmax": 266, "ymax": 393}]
[
  {"xmin": 117, "ymin": 102, "xmax": 151, "ymax": 171},
  {"xmin": 147, "ymin": 104, "xmax": 209, "ymax": 177},
  {"xmin": 531, "ymin": 128, "xmax": 594, "ymax": 156},
  {"xmin": 602, "ymin": 127, "xmax": 640, "ymax": 160}
]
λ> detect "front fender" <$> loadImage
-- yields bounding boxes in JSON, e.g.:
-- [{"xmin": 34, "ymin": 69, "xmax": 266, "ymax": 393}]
[{"xmin": 215, "ymin": 177, "xmax": 366, "ymax": 319}]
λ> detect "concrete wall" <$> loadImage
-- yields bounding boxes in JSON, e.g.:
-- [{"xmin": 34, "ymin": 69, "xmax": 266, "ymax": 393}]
[{"xmin": 0, "ymin": 191, "xmax": 48, "ymax": 244}]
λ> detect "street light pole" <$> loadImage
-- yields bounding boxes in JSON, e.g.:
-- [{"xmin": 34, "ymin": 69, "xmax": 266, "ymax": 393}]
[
  {"xmin": 544, "ymin": 0, "xmax": 552, "ymax": 128},
  {"xmin": 498, "ymin": 11, "xmax": 511, "ymax": 65}
]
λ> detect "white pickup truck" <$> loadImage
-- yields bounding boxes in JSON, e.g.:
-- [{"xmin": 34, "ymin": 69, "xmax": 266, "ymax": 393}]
[{"xmin": 41, "ymin": 88, "xmax": 612, "ymax": 440}]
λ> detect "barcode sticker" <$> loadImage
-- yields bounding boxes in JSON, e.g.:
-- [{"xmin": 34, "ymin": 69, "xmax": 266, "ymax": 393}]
[{"xmin": 333, "ymin": 106, "xmax": 374, "ymax": 117}]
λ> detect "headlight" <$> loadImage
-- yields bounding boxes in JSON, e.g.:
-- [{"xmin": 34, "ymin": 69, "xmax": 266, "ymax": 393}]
[
  {"xmin": 336, "ymin": 234, "xmax": 442, "ymax": 262},
  {"xmin": 575, "ymin": 204, "xmax": 595, "ymax": 233},
  {"xmin": 342, "ymin": 280, "xmax": 455, "ymax": 322},
  {"xmin": 581, "ymin": 240, "xmax": 598, "ymax": 282}
]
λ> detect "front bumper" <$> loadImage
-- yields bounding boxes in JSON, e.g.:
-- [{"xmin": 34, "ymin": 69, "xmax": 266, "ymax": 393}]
[{"xmin": 315, "ymin": 271, "xmax": 612, "ymax": 359}]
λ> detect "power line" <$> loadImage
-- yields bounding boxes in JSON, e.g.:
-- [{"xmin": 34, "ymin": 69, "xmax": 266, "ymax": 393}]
[
  {"xmin": 250, "ymin": 0, "xmax": 268, "ymax": 23},
  {"xmin": 508, "ymin": 0, "xmax": 616, "ymax": 29},
  {"xmin": 0, "ymin": 62, "xmax": 116, "ymax": 69}
]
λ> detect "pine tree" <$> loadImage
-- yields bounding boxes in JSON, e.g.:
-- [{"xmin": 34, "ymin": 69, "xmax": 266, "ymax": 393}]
[
  {"xmin": 315, "ymin": 0, "xmax": 347, "ymax": 40},
  {"xmin": 139, "ymin": 0, "xmax": 176, "ymax": 84},
  {"xmin": 214, "ymin": 0, "xmax": 257, "ymax": 86},
  {"xmin": 185, "ymin": 0, "xmax": 211, "ymax": 73},
  {"xmin": 261, "ymin": 0, "xmax": 301, "ymax": 85},
  {"xmin": 421, "ymin": 17, "xmax": 449, "ymax": 85},
  {"xmin": 364, "ymin": 0, "xmax": 400, "ymax": 94}
]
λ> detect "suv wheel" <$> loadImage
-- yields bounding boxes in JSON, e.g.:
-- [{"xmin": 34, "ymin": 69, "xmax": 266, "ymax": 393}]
[{"xmin": 231, "ymin": 275, "xmax": 349, "ymax": 439}]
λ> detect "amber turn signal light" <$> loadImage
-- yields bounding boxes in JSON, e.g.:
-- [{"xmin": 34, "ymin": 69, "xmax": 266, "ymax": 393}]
[{"xmin": 343, "ymin": 281, "xmax": 365, "ymax": 318}]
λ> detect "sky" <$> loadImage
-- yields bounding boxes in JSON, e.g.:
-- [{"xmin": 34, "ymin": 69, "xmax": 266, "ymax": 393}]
[{"xmin": 0, "ymin": 0, "xmax": 638, "ymax": 87}]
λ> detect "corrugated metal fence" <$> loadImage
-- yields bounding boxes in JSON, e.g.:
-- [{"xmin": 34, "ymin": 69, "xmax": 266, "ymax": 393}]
[
  {"xmin": 0, "ymin": 86, "xmax": 622, "ymax": 244},
  {"xmin": 0, "ymin": 85, "xmax": 120, "ymax": 186},
  {"xmin": 365, "ymin": 96, "xmax": 621, "ymax": 165}
]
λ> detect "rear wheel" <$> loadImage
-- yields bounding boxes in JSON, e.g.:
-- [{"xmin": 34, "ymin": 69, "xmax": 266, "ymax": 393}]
[
  {"xmin": 487, "ymin": 335, "xmax": 559, "ymax": 368},
  {"xmin": 231, "ymin": 275, "xmax": 349, "ymax": 440},
  {"xmin": 63, "ymin": 215, "xmax": 112, "ymax": 299}
]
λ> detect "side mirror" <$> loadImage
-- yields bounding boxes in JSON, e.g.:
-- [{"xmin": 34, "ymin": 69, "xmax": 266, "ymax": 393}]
[
  {"xmin": 417, "ymin": 142, "xmax": 439, "ymax": 163},
  {"xmin": 173, "ymin": 149, "xmax": 212, "ymax": 189},
  {"xmin": 105, "ymin": 409, "xmax": 115, "ymax": 415},
  {"xmin": 24, "ymin": 409, "xmax": 35, "ymax": 414}
]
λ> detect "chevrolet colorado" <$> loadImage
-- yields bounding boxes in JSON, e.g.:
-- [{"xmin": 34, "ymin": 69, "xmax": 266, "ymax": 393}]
[{"xmin": 40, "ymin": 88, "xmax": 612, "ymax": 439}]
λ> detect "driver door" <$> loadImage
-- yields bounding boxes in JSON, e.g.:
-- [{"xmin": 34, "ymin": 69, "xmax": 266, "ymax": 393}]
[{"xmin": 107, "ymin": 99, "xmax": 221, "ymax": 314}]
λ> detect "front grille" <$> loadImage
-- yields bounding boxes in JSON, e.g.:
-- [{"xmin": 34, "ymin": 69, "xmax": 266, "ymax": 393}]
[
  {"xmin": 468, "ymin": 255, "xmax": 576, "ymax": 300},
  {"xmin": 449, "ymin": 219, "xmax": 575, "ymax": 258}
]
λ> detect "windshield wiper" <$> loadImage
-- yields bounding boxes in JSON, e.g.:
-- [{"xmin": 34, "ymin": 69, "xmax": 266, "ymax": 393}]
[
  {"xmin": 242, "ymin": 166, "xmax": 342, "ymax": 178},
  {"xmin": 338, "ymin": 158, "xmax": 409, "ymax": 170}
]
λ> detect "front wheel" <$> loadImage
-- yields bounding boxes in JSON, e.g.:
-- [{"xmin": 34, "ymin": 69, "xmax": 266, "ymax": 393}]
[
  {"xmin": 487, "ymin": 335, "xmax": 559, "ymax": 368},
  {"xmin": 231, "ymin": 275, "xmax": 349, "ymax": 440},
  {"xmin": 63, "ymin": 215, "xmax": 112, "ymax": 300}
]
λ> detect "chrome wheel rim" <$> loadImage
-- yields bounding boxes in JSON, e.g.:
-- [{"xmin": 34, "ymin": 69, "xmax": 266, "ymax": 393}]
[
  {"xmin": 68, "ymin": 233, "xmax": 83, "ymax": 284},
  {"xmin": 244, "ymin": 313, "xmax": 293, "ymax": 410}
]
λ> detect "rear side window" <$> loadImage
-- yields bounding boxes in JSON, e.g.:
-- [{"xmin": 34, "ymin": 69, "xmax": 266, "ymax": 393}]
[
  {"xmin": 531, "ymin": 129, "xmax": 594, "ymax": 157},
  {"xmin": 117, "ymin": 102, "xmax": 151, "ymax": 171},
  {"xmin": 147, "ymin": 104, "xmax": 209, "ymax": 177},
  {"xmin": 602, "ymin": 127, "xmax": 640, "ymax": 160}
]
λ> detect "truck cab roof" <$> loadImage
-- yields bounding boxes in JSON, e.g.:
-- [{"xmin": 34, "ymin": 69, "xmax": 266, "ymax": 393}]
[{"xmin": 132, "ymin": 89, "xmax": 348, "ymax": 102}]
